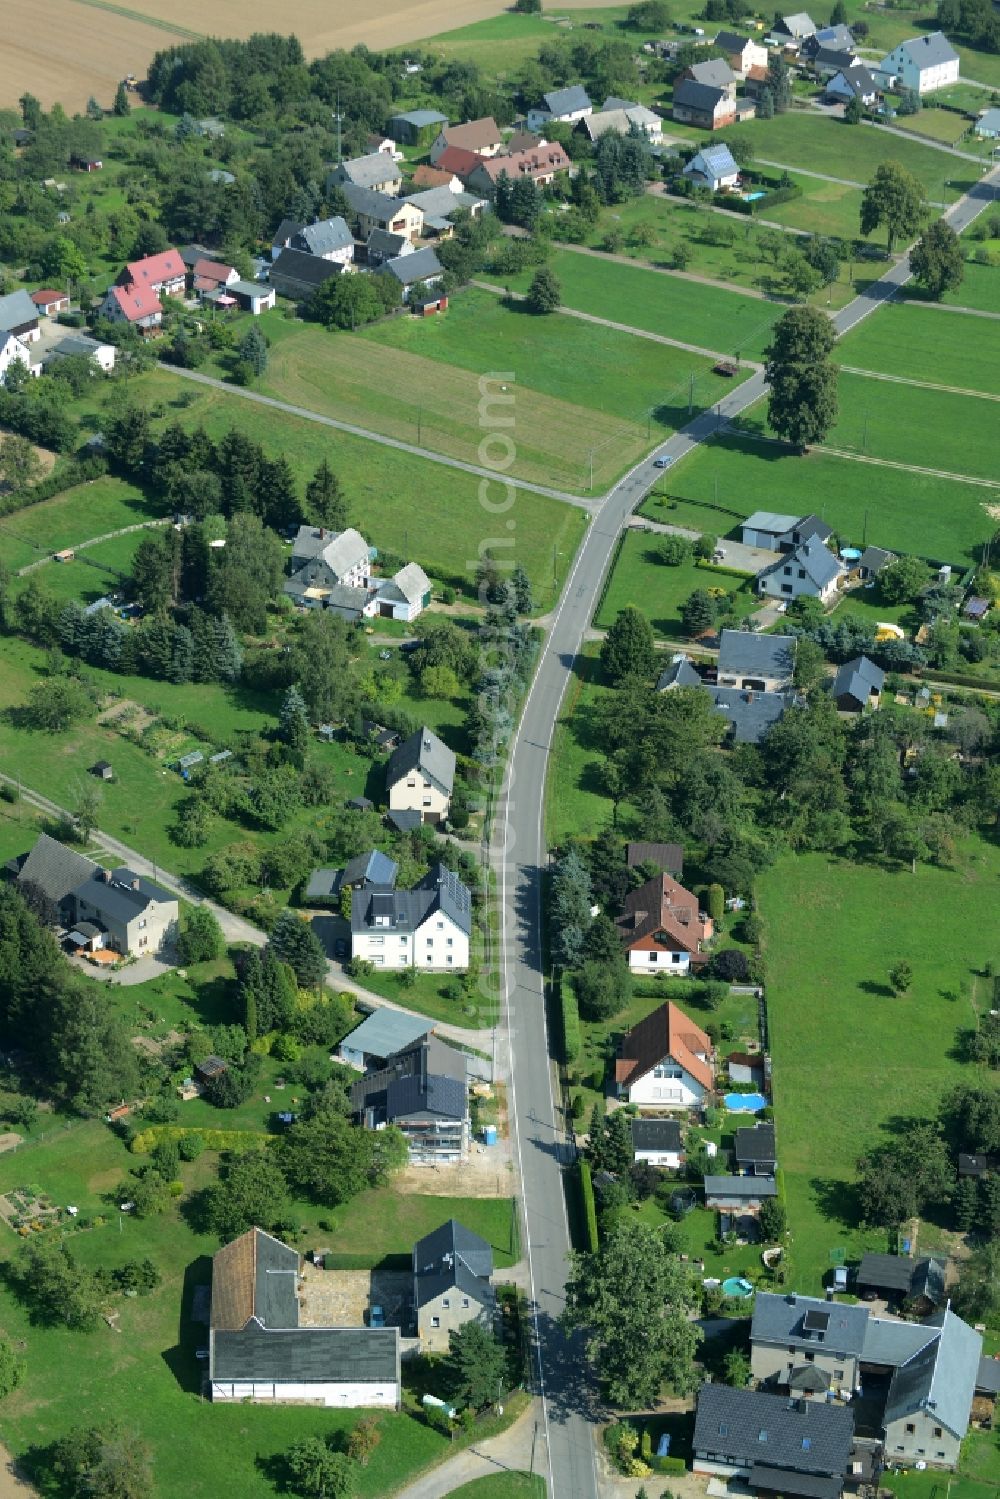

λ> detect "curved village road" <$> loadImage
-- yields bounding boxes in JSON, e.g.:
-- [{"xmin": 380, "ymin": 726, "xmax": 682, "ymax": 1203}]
[{"xmin": 497, "ymin": 163, "xmax": 1000, "ymax": 1499}]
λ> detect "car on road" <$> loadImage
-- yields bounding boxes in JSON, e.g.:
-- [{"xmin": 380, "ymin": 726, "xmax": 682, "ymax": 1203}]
[
  {"xmin": 653, "ymin": 456, "xmax": 673, "ymax": 469},
  {"xmin": 333, "ymin": 937, "xmax": 348, "ymax": 960}
]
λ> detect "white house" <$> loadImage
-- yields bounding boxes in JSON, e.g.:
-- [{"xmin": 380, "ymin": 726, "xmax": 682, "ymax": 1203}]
[
  {"xmin": 631, "ymin": 1117, "xmax": 684, "ymax": 1168},
  {"xmin": 328, "ymin": 154, "xmax": 403, "ymax": 195},
  {"xmin": 290, "ymin": 216, "xmax": 356, "ymax": 264},
  {"xmin": 430, "ymin": 117, "xmax": 504, "ymax": 162},
  {"xmin": 0, "ymin": 331, "xmax": 37, "ymax": 385},
  {"xmin": 38, "ymin": 331, "xmax": 115, "ymax": 374},
  {"xmin": 757, "ymin": 538, "xmax": 846, "ymax": 604},
  {"xmin": 527, "ymin": 84, "xmax": 592, "ymax": 132},
  {"xmin": 351, "ymin": 864, "xmax": 471, "ymax": 970},
  {"xmin": 826, "ymin": 64, "xmax": 879, "ymax": 105},
  {"xmin": 372, "ymin": 562, "xmax": 431, "ymax": 621},
  {"xmin": 209, "ymin": 1227, "xmax": 400, "ymax": 1407},
  {"xmin": 712, "ymin": 30, "xmax": 769, "ymax": 77},
  {"xmin": 283, "ymin": 525, "xmax": 370, "ymax": 608},
  {"xmin": 0, "ymin": 288, "xmax": 41, "ymax": 344},
  {"xmin": 386, "ymin": 726, "xmax": 455, "ymax": 824},
  {"xmin": 99, "ymin": 281, "xmax": 162, "ymax": 330},
  {"xmin": 879, "ymin": 31, "xmax": 959, "ymax": 93},
  {"xmin": 614, "ymin": 871, "xmax": 714, "ymax": 975},
  {"xmin": 683, "ymin": 143, "xmax": 740, "ymax": 192},
  {"xmin": 615, "ymin": 999, "xmax": 715, "ymax": 1109}
]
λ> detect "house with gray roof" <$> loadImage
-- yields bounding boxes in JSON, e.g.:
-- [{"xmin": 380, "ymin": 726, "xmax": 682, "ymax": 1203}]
[
  {"xmin": 366, "ymin": 228, "xmax": 412, "ymax": 267},
  {"xmin": 711, "ymin": 685, "xmax": 798, "ymax": 745},
  {"xmin": 673, "ymin": 78, "xmax": 738, "ymax": 131},
  {"xmin": 809, "ymin": 44, "xmax": 860, "ymax": 76},
  {"xmin": 289, "ymin": 215, "xmax": 355, "ymax": 265},
  {"xmin": 12, "ymin": 834, "xmax": 178, "ymax": 957},
  {"xmin": 631, "ymin": 1117, "xmax": 684, "ymax": 1166},
  {"xmin": 657, "ymin": 653, "xmax": 704, "ymax": 691},
  {"xmin": 831, "ymin": 656, "xmax": 884, "ymax": 713},
  {"xmin": 752, "ymin": 1291, "xmax": 870, "ymax": 1393},
  {"xmin": 285, "ymin": 525, "xmax": 371, "ymax": 607},
  {"xmin": 412, "ymin": 1218, "xmax": 494, "ymax": 1351},
  {"xmin": 379, "ymin": 246, "xmax": 444, "ymax": 300},
  {"xmin": 757, "ymin": 539, "xmax": 845, "ymax": 605},
  {"xmin": 209, "ymin": 1226, "xmax": 400, "ymax": 1406},
  {"xmin": 12, "ymin": 833, "xmax": 97, "ymax": 919},
  {"xmin": 704, "ymin": 1175, "xmax": 778, "ymax": 1211},
  {"xmin": 386, "ymin": 726, "xmax": 455, "ymax": 824},
  {"xmin": 387, "ymin": 109, "xmax": 449, "ymax": 147},
  {"xmin": 304, "ymin": 849, "xmax": 398, "ymax": 907},
  {"xmin": 742, "ymin": 510, "xmax": 801, "ymax": 548},
  {"xmin": 693, "ymin": 1383, "xmax": 854, "ymax": 1499},
  {"xmin": 372, "ymin": 562, "xmax": 432, "ymax": 621},
  {"xmin": 269, "ymin": 248, "xmax": 345, "ymax": 301},
  {"xmin": 685, "ymin": 57, "xmax": 738, "ymax": 91},
  {"xmin": 856, "ymin": 1253, "xmax": 945, "ymax": 1306},
  {"xmin": 769, "ymin": 11, "xmax": 818, "ymax": 47},
  {"xmin": 341, "ymin": 183, "xmax": 423, "ymax": 242},
  {"xmin": 805, "ymin": 22, "xmax": 857, "ymax": 53},
  {"xmin": 351, "ymin": 1033, "xmax": 469, "ymax": 1162},
  {"xmin": 683, "ymin": 142, "xmax": 741, "ymax": 189},
  {"xmin": 717, "ymin": 630, "xmax": 797, "ymax": 692},
  {"xmin": 338, "ymin": 1010, "xmax": 432, "ymax": 1070},
  {"xmin": 0, "ymin": 289, "xmax": 40, "ymax": 342},
  {"xmin": 975, "ymin": 107, "xmax": 1000, "ymax": 138},
  {"xmin": 328, "ymin": 154, "xmax": 402, "ymax": 196},
  {"xmin": 527, "ymin": 84, "xmax": 593, "ymax": 131},
  {"xmin": 825, "ymin": 64, "xmax": 879, "ymax": 105},
  {"xmin": 351, "ymin": 863, "xmax": 471, "ymax": 970},
  {"xmin": 857, "ymin": 545, "xmax": 894, "ymax": 581},
  {"xmin": 879, "ymin": 31, "xmax": 959, "ymax": 93},
  {"xmin": 881, "ymin": 1309, "xmax": 980, "ymax": 1467},
  {"xmin": 399, "ymin": 185, "xmax": 486, "ymax": 233}
]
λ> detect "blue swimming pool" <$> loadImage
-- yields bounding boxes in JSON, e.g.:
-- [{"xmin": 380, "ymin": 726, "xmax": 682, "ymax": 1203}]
[
  {"xmin": 722, "ymin": 1276, "xmax": 755, "ymax": 1299},
  {"xmin": 744, "ymin": 191, "xmax": 766, "ymax": 202},
  {"xmin": 724, "ymin": 1091, "xmax": 767, "ymax": 1112}
]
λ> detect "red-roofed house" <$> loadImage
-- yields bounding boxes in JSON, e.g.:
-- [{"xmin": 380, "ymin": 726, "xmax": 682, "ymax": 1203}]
[
  {"xmin": 430, "ymin": 117, "xmax": 504, "ymax": 163},
  {"xmin": 98, "ymin": 282, "xmax": 163, "ymax": 330},
  {"xmin": 30, "ymin": 289, "xmax": 70, "ymax": 317},
  {"xmin": 615, "ymin": 999, "xmax": 715, "ymax": 1109},
  {"xmin": 118, "ymin": 249, "xmax": 186, "ymax": 298},
  {"xmin": 192, "ymin": 258, "xmax": 239, "ymax": 293},
  {"xmin": 614, "ymin": 872, "xmax": 714, "ymax": 975},
  {"xmin": 411, "ymin": 164, "xmax": 462, "ymax": 191},
  {"xmin": 430, "ymin": 145, "xmax": 486, "ymax": 184},
  {"xmin": 467, "ymin": 143, "xmax": 572, "ymax": 197}
]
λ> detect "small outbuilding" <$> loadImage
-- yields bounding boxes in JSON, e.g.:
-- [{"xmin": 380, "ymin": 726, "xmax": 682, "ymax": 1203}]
[
  {"xmin": 831, "ymin": 655, "xmax": 884, "ymax": 713},
  {"xmin": 91, "ymin": 760, "xmax": 114, "ymax": 781}
]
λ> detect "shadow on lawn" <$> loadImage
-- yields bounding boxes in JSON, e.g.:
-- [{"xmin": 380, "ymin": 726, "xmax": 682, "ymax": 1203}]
[
  {"xmin": 162, "ymin": 1253, "xmax": 213, "ymax": 1395},
  {"xmin": 810, "ymin": 1175, "xmax": 860, "ymax": 1227}
]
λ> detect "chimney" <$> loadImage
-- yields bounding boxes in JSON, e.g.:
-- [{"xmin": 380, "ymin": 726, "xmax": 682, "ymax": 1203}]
[
  {"xmin": 102, "ymin": 868, "xmax": 112, "ymax": 883},
  {"xmin": 132, "ymin": 877, "xmax": 140, "ymax": 891}
]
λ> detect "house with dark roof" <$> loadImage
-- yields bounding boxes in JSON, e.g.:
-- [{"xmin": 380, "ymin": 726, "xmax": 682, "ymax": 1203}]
[
  {"xmin": 615, "ymin": 873, "xmax": 714, "ymax": 976},
  {"xmin": 879, "ymin": 1309, "xmax": 980, "ymax": 1467},
  {"xmin": 379, "ymin": 246, "xmax": 443, "ymax": 300},
  {"xmin": 338, "ymin": 1010, "xmax": 432, "ymax": 1071},
  {"xmin": 855, "ymin": 1253, "xmax": 946, "ymax": 1307},
  {"xmin": 289, "ymin": 216, "xmax": 355, "ymax": 266},
  {"xmin": 713, "ymin": 29, "xmax": 769, "ymax": 76},
  {"xmin": 758, "ymin": 539, "xmax": 846, "ymax": 605},
  {"xmin": 879, "ymin": 32, "xmax": 959, "ymax": 93},
  {"xmin": 527, "ymin": 84, "xmax": 593, "ymax": 131},
  {"xmin": 709, "ymin": 686, "xmax": 797, "ymax": 746},
  {"xmin": 809, "ymin": 44, "xmax": 861, "ymax": 76},
  {"xmin": 825, "ymin": 65, "xmax": 879, "ymax": 105},
  {"xmin": 386, "ymin": 726, "xmax": 455, "ymax": 824},
  {"xmin": 209, "ymin": 1227, "xmax": 400, "ymax": 1405},
  {"xmin": 341, "ymin": 184, "xmax": 423, "ymax": 243},
  {"xmin": 958, "ymin": 1152, "xmax": 997, "ymax": 1178},
  {"xmin": 269, "ymin": 248, "xmax": 345, "ymax": 301},
  {"xmin": 704, "ymin": 1175, "xmax": 777, "ymax": 1214},
  {"xmin": 673, "ymin": 78, "xmax": 738, "ymax": 130},
  {"xmin": 631, "ymin": 1117, "xmax": 684, "ymax": 1167},
  {"xmin": 769, "ymin": 12, "xmax": 818, "ymax": 48},
  {"xmin": 717, "ymin": 631, "xmax": 796, "ymax": 692},
  {"xmin": 0, "ymin": 289, "xmax": 40, "ymax": 345},
  {"xmin": 13, "ymin": 834, "xmax": 178, "ymax": 956},
  {"xmin": 387, "ymin": 109, "xmax": 449, "ymax": 147},
  {"xmin": 656, "ymin": 653, "xmax": 704, "ymax": 692},
  {"xmin": 328, "ymin": 154, "xmax": 403, "ymax": 195},
  {"xmin": 831, "ymin": 656, "xmax": 884, "ymax": 714},
  {"xmin": 626, "ymin": 841, "xmax": 684, "ymax": 877},
  {"xmin": 351, "ymin": 1034, "xmax": 469, "ymax": 1162},
  {"xmin": 412, "ymin": 1218, "xmax": 494, "ymax": 1351},
  {"xmin": 683, "ymin": 57, "xmax": 738, "ymax": 92},
  {"xmin": 803, "ymin": 22, "xmax": 856, "ymax": 55},
  {"xmin": 351, "ymin": 864, "xmax": 471, "ymax": 970},
  {"xmin": 304, "ymin": 850, "xmax": 398, "ymax": 906},
  {"xmin": 693, "ymin": 1383, "xmax": 855, "ymax": 1499},
  {"xmin": 366, "ymin": 227, "xmax": 412, "ymax": 267},
  {"xmin": 735, "ymin": 1122, "xmax": 776, "ymax": 1176},
  {"xmin": 614, "ymin": 998, "xmax": 715, "ymax": 1109},
  {"xmin": 684, "ymin": 143, "xmax": 742, "ymax": 190},
  {"xmin": 752, "ymin": 1292, "xmax": 871, "ymax": 1393}
]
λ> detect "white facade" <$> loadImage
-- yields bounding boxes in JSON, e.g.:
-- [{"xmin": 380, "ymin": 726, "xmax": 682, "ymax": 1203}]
[
  {"xmin": 634, "ymin": 1143, "xmax": 683, "ymax": 1167},
  {"xmin": 354, "ymin": 909, "xmax": 469, "ymax": 971},
  {"xmin": 627, "ymin": 945, "xmax": 695, "ymax": 975},
  {"xmin": 625, "ymin": 1062, "xmax": 708, "ymax": 1110},
  {"xmin": 0, "ymin": 334, "xmax": 37, "ymax": 384},
  {"xmin": 387, "ymin": 772, "xmax": 450, "ymax": 821},
  {"xmin": 880, "ymin": 35, "xmax": 959, "ymax": 93},
  {"xmin": 758, "ymin": 559, "xmax": 840, "ymax": 604},
  {"xmin": 211, "ymin": 1379, "xmax": 398, "ymax": 1406}
]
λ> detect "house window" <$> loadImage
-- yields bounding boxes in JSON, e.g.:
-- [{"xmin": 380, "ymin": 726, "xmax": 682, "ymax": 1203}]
[
  {"xmin": 423, "ymin": 796, "xmax": 432, "ymax": 807},
  {"xmin": 427, "ymin": 937, "xmax": 433, "ymax": 945},
  {"xmin": 461, "ymin": 1298, "xmax": 469, "ymax": 1309},
  {"xmin": 437, "ymin": 921, "xmax": 444, "ymax": 928},
  {"xmin": 906, "ymin": 1424, "xmax": 916, "ymax": 1435},
  {"xmin": 937, "ymin": 1452, "xmax": 946, "ymax": 1459},
  {"xmin": 783, "ymin": 565, "xmax": 792, "ymax": 575},
  {"xmin": 431, "ymin": 1316, "xmax": 440, "ymax": 1328},
  {"xmin": 671, "ymin": 952, "xmax": 681, "ymax": 964},
  {"xmin": 447, "ymin": 938, "xmax": 453, "ymax": 947},
  {"xmin": 138, "ymin": 917, "xmax": 147, "ymax": 929},
  {"xmin": 798, "ymin": 569, "xmax": 806, "ymax": 580},
  {"xmin": 649, "ymin": 951, "xmax": 658, "ymax": 963},
  {"xmin": 781, "ymin": 584, "xmax": 793, "ymax": 595},
  {"xmin": 407, "ymin": 777, "xmax": 416, "ymax": 788},
  {"xmin": 932, "ymin": 1428, "xmax": 942, "ymax": 1439},
  {"xmin": 447, "ymin": 956, "xmax": 454, "ymax": 965},
  {"xmin": 834, "ymin": 1369, "xmax": 844, "ymax": 1380},
  {"xmin": 804, "ymin": 1352, "xmax": 815, "ymax": 1362}
]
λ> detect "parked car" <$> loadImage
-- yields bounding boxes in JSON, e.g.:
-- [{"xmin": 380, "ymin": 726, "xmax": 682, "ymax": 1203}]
[
  {"xmin": 654, "ymin": 456, "xmax": 673, "ymax": 469},
  {"xmin": 333, "ymin": 937, "xmax": 348, "ymax": 960}
]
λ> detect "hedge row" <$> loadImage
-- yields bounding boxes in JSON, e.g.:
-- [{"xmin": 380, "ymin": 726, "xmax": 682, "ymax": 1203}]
[
  {"xmin": 721, "ymin": 184, "xmax": 804, "ymax": 216},
  {"xmin": 560, "ymin": 977, "xmax": 581, "ymax": 1063},
  {"xmin": 578, "ymin": 1159, "xmax": 599, "ymax": 1253},
  {"xmin": 130, "ymin": 1125, "xmax": 272, "ymax": 1154},
  {"xmin": 0, "ymin": 455, "xmax": 108, "ymax": 519},
  {"xmin": 917, "ymin": 667, "xmax": 1000, "ymax": 693}
]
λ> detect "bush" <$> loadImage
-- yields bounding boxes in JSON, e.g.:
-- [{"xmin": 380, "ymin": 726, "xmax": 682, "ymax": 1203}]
[
  {"xmin": 652, "ymin": 1455, "xmax": 687, "ymax": 1476},
  {"xmin": 560, "ymin": 978, "xmax": 581, "ymax": 1063},
  {"xmin": 707, "ymin": 883, "xmax": 724, "ymax": 923},
  {"xmin": 578, "ymin": 1159, "xmax": 599, "ymax": 1251}
]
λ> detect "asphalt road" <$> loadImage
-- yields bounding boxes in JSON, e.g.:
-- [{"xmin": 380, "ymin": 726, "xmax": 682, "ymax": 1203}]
[{"xmin": 499, "ymin": 163, "xmax": 1000, "ymax": 1499}]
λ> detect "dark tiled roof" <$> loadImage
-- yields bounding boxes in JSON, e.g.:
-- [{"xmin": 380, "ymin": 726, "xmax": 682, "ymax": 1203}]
[
  {"xmin": 213, "ymin": 1322, "xmax": 399, "ymax": 1383},
  {"xmin": 211, "ymin": 1227, "xmax": 299, "ymax": 1332},
  {"xmin": 856, "ymin": 1254, "xmax": 944, "ymax": 1297},
  {"xmin": 270, "ymin": 248, "xmax": 344, "ymax": 291},
  {"xmin": 387, "ymin": 726, "xmax": 455, "ymax": 795},
  {"xmin": 717, "ymin": 630, "xmax": 797, "ymax": 683},
  {"xmin": 631, "ymin": 1118, "xmax": 683, "ymax": 1153},
  {"xmin": 735, "ymin": 1123, "xmax": 776, "ymax": 1163},
  {"xmin": 709, "ymin": 686, "xmax": 795, "ymax": 745},
  {"xmin": 750, "ymin": 1465, "xmax": 843, "ymax": 1499},
  {"xmin": 704, "ymin": 1174, "xmax": 777, "ymax": 1198},
  {"xmin": 351, "ymin": 1035, "xmax": 467, "ymax": 1125},
  {"xmin": 752, "ymin": 1292, "xmax": 870, "ymax": 1358},
  {"xmin": 16, "ymin": 834, "xmax": 96, "ymax": 905},
  {"xmin": 413, "ymin": 1217, "xmax": 493, "ymax": 1307},
  {"xmin": 626, "ymin": 841, "xmax": 684, "ymax": 875},
  {"xmin": 694, "ymin": 1383, "xmax": 854, "ymax": 1475}
]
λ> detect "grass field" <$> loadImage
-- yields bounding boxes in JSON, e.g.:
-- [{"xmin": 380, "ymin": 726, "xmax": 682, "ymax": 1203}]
[
  {"xmin": 0, "ymin": 477, "xmax": 161, "ymax": 574},
  {"xmin": 593, "ymin": 529, "xmax": 758, "ymax": 636},
  {"xmin": 837, "ymin": 300, "xmax": 1000, "ymax": 394},
  {"xmin": 253, "ymin": 291, "xmax": 739, "ymax": 492},
  {"xmin": 0, "ymin": 1115, "xmax": 514, "ymax": 1498},
  {"xmin": 111, "ymin": 368, "xmax": 589, "ymax": 611},
  {"xmin": 904, "ymin": 258, "xmax": 1000, "ymax": 316},
  {"xmin": 751, "ymin": 173, "xmax": 865, "ymax": 240},
  {"xmin": 488, "ymin": 248, "xmax": 784, "ymax": 360},
  {"xmin": 826, "ymin": 372, "xmax": 1000, "ymax": 482},
  {"xmin": 449, "ymin": 1478, "xmax": 546, "ymax": 1499},
  {"xmin": 724, "ymin": 112, "xmax": 973, "ymax": 207},
  {"xmin": 663, "ymin": 432, "xmax": 994, "ymax": 565},
  {"xmin": 889, "ymin": 107, "xmax": 974, "ymax": 145},
  {"xmin": 758, "ymin": 844, "xmax": 1000, "ymax": 1292}
]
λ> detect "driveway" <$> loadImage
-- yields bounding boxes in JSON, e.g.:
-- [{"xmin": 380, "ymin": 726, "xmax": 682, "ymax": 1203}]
[
  {"xmin": 712, "ymin": 540, "xmax": 780, "ymax": 575},
  {"xmin": 68, "ymin": 948, "xmax": 178, "ymax": 986}
]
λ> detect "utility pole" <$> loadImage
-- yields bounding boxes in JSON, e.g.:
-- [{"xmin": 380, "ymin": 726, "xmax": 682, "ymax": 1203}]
[{"xmin": 333, "ymin": 93, "xmax": 343, "ymax": 165}]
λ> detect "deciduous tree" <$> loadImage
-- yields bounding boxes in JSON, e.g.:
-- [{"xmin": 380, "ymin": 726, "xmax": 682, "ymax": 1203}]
[
  {"xmin": 764, "ymin": 305, "xmax": 838, "ymax": 449},
  {"xmin": 860, "ymin": 160, "xmax": 926, "ymax": 253}
]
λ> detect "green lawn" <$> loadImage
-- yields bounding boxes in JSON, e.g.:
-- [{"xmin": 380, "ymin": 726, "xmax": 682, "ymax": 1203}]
[
  {"xmin": 0, "ymin": 1118, "xmax": 501, "ymax": 1498},
  {"xmin": 593, "ymin": 529, "xmax": 758, "ymax": 637},
  {"xmin": 755, "ymin": 173, "xmax": 865, "ymax": 240},
  {"xmin": 825, "ymin": 372, "xmax": 1000, "ymax": 483},
  {"xmin": 487, "ymin": 247, "xmax": 785, "ymax": 360},
  {"xmin": 664, "ymin": 432, "xmax": 994, "ymax": 565},
  {"xmin": 449, "ymin": 1478, "xmax": 546, "ymax": 1499},
  {"xmin": 904, "ymin": 257, "xmax": 1000, "ymax": 316},
  {"xmin": 13, "ymin": 531, "xmax": 153, "ymax": 607},
  {"xmin": 889, "ymin": 107, "xmax": 973, "ymax": 145},
  {"xmin": 758, "ymin": 844, "xmax": 1000, "ymax": 1292},
  {"xmin": 0, "ymin": 477, "xmax": 161, "ymax": 573},
  {"xmin": 723, "ymin": 112, "xmax": 973, "ymax": 207},
  {"xmin": 545, "ymin": 648, "xmax": 638, "ymax": 848},
  {"xmin": 322, "ymin": 1189, "xmax": 519, "ymax": 1269},
  {"xmin": 837, "ymin": 299, "xmax": 1000, "ymax": 394},
  {"xmin": 118, "ymin": 368, "xmax": 588, "ymax": 610}
]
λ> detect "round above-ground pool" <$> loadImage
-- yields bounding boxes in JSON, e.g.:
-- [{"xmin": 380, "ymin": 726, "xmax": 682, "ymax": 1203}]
[
  {"xmin": 724, "ymin": 1091, "xmax": 767, "ymax": 1112},
  {"xmin": 722, "ymin": 1277, "xmax": 755, "ymax": 1299}
]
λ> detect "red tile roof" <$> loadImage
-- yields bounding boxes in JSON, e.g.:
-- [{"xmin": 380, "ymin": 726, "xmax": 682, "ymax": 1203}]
[
  {"xmin": 438, "ymin": 116, "xmax": 502, "ymax": 152},
  {"xmin": 615, "ymin": 1000, "xmax": 714, "ymax": 1091},
  {"xmin": 431, "ymin": 145, "xmax": 485, "ymax": 179},
  {"xmin": 476, "ymin": 143, "xmax": 571, "ymax": 182},
  {"xmin": 616, "ymin": 872, "xmax": 712, "ymax": 956},
  {"xmin": 412, "ymin": 164, "xmax": 457, "ymax": 188},
  {"xmin": 107, "ymin": 282, "xmax": 162, "ymax": 322},
  {"xmin": 121, "ymin": 249, "xmax": 185, "ymax": 288},
  {"xmin": 192, "ymin": 258, "xmax": 236, "ymax": 289},
  {"xmin": 30, "ymin": 289, "xmax": 66, "ymax": 306}
]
